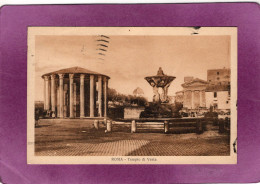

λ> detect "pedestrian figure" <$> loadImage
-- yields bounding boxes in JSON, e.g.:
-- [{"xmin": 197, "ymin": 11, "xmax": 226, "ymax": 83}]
[{"xmin": 47, "ymin": 110, "xmax": 51, "ymax": 117}]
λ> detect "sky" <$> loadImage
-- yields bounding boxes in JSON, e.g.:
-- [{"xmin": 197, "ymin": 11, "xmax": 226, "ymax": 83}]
[{"xmin": 35, "ymin": 35, "xmax": 230, "ymax": 101}]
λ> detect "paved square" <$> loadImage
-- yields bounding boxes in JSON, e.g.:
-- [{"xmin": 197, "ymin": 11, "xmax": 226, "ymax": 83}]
[{"xmin": 35, "ymin": 119, "xmax": 230, "ymax": 156}]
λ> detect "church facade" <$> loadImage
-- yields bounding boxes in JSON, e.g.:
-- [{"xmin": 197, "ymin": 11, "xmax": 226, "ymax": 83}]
[
  {"xmin": 181, "ymin": 77, "xmax": 208, "ymax": 110},
  {"xmin": 175, "ymin": 76, "xmax": 208, "ymax": 112}
]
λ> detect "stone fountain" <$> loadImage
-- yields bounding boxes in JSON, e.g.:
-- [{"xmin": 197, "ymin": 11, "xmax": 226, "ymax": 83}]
[
  {"xmin": 145, "ymin": 67, "xmax": 176, "ymax": 103},
  {"xmin": 140, "ymin": 67, "xmax": 176, "ymax": 118}
]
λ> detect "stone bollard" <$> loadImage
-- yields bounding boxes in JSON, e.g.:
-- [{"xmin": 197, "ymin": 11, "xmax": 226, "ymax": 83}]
[
  {"xmin": 219, "ymin": 119, "xmax": 225, "ymax": 133},
  {"xmin": 196, "ymin": 120, "xmax": 203, "ymax": 134},
  {"xmin": 103, "ymin": 118, "xmax": 107, "ymax": 128},
  {"xmin": 106, "ymin": 120, "xmax": 112, "ymax": 132},
  {"xmin": 131, "ymin": 120, "xmax": 136, "ymax": 133},
  {"xmin": 164, "ymin": 120, "xmax": 169, "ymax": 133},
  {"xmin": 94, "ymin": 120, "xmax": 99, "ymax": 130}
]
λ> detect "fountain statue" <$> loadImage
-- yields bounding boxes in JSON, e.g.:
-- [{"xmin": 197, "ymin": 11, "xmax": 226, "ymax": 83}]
[{"xmin": 145, "ymin": 67, "xmax": 176, "ymax": 103}]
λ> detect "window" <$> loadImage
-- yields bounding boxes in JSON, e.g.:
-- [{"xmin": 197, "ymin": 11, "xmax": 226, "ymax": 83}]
[
  {"xmin": 217, "ymin": 72, "xmax": 219, "ymax": 75},
  {"xmin": 214, "ymin": 92, "xmax": 217, "ymax": 98},
  {"xmin": 217, "ymin": 77, "xmax": 220, "ymax": 80},
  {"xmin": 228, "ymin": 91, "xmax": 231, "ymax": 96},
  {"xmin": 226, "ymin": 101, "xmax": 229, "ymax": 104}
]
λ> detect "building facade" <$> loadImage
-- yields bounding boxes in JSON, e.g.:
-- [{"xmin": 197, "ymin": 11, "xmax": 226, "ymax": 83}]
[
  {"xmin": 175, "ymin": 68, "xmax": 231, "ymax": 113},
  {"xmin": 175, "ymin": 76, "xmax": 208, "ymax": 111},
  {"xmin": 205, "ymin": 85, "xmax": 231, "ymax": 111},
  {"xmin": 207, "ymin": 68, "xmax": 230, "ymax": 85},
  {"xmin": 178, "ymin": 77, "xmax": 208, "ymax": 111},
  {"xmin": 42, "ymin": 66, "xmax": 110, "ymax": 118},
  {"xmin": 206, "ymin": 68, "xmax": 231, "ymax": 111}
]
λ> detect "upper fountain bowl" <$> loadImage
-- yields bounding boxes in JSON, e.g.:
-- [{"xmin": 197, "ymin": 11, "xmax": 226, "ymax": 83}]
[{"xmin": 145, "ymin": 67, "xmax": 176, "ymax": 88}]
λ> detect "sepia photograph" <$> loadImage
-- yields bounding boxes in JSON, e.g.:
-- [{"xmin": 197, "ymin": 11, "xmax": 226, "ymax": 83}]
[{"xmin": 27, "ymin": 27, "xmax": 237, "ymax": 164}]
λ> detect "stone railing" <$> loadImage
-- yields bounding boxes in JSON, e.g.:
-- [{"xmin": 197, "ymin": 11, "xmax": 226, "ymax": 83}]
[{"xmin": 93, "ymin": 117, "xmax": 225, "ymax": 134}]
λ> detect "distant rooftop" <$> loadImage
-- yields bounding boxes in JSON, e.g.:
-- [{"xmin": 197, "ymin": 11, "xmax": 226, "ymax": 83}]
[
  {"xmin": 133, "ymin": 87, "xmax": 144, "ymax": 96},
  {"xmin": 207, "ymin": 68, "xmax": 231, "ymax": 71}
]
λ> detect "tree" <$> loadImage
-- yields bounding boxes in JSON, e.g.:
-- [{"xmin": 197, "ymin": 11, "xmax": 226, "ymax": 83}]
[
  {"xmin": 172, "ymin": 102, "xmax": 183, "ymax": 113},
  {"xmin": 108, "ymin": 88, "xmax": 117, "ymax": 101},
  {"xmin": 107, "ymin": 87, "xmax": 148, "ymax": 107}
]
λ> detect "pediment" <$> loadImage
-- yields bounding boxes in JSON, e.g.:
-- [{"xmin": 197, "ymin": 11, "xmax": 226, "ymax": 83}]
[
  {"xmin": 181, "ymin": 78, "xmax": 208, "ymax": 88},
  {"xmin": 187, "ymin": 81, "xmax": 207, "ymax": 86}
]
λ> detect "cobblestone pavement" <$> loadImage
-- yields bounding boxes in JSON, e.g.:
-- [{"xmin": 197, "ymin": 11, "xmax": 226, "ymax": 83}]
[{"xmin": 35, "ymin": 119, "xmax": 230, "ymax": 156}]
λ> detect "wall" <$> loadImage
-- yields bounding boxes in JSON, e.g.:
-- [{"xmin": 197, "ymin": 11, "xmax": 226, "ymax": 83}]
[
  {"xmin": 108, "ymin": 106, "xmax": 124, "ymax": 119},
  {"xmin": 217, "ymin": 91, "xmax": 230, "ymax": 110},
  {"xmin": 206, "ymin": 92, "xmax": 214, "ymax": 108},
  {"xmin": 207, "ymin": 68, "xmax": 230, "ymax": 85},
  {"xmin": 205, "ymin": 91, "xmax": 230, "ymax": 110},
  {"xmin": 124, "ymin": 106, "xmax": 145, "ymax": 119}
]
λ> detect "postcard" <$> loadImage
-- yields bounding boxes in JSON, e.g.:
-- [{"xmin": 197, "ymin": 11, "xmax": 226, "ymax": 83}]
[{"xmin": 27, "ymin": 27, "xmax": 237, "ymax": 164}]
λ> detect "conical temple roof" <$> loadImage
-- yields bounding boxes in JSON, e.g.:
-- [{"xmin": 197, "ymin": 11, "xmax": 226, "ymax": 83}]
[{"xmin": 42, "ymin": 66, "xmax": 110, "ymax": 78}]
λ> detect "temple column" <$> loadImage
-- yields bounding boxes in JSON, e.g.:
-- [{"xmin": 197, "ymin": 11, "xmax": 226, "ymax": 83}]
[
  {"xmin": 43, "ymin": 78, "xmax": 46, "ymax": 110},
  {"xmin": 58, "ymin": 74, "xmax": 64, "ymax": 118},
  {"xmin": 80, "ymin": 74, "xmax": 85, "ymax": 118},
  {"xmin": 191, "ymin": 90, "xmax": 194, "ymax": 109},
  {"xmin": 103, "ymin": 77, "xmax": 108, "ymax": 117},
  {"xmin": 44, "ymin": 76, "xmax": 50, "ymax": 110},
  {"xmin": 73, "ymin": 83, "xmax": 76, "ymax": 116},
  {"xmin": 98, "ymin": 75, "xmax": 103, "ymax": 117},
  {"xmin": 57, "ymin": 87, "xmax": 60, "ymax": 117},
  {"xmin": 63, "ymin": 85, "xmax": 68, "ymax": 117},
  {"xmin": 90, "ymin": 75, "xmax": 95, "ymax": 117},
  {"xmin": 199, "ymin": 90, "xmax": 203, "ymax": 107},
  {"xmin": 69, "ymin": 74, "xmax": 74, "ymax": 118},
  {"xmin": 51, "ymin": 74, "xmax": 56, "ymax": 115}
]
